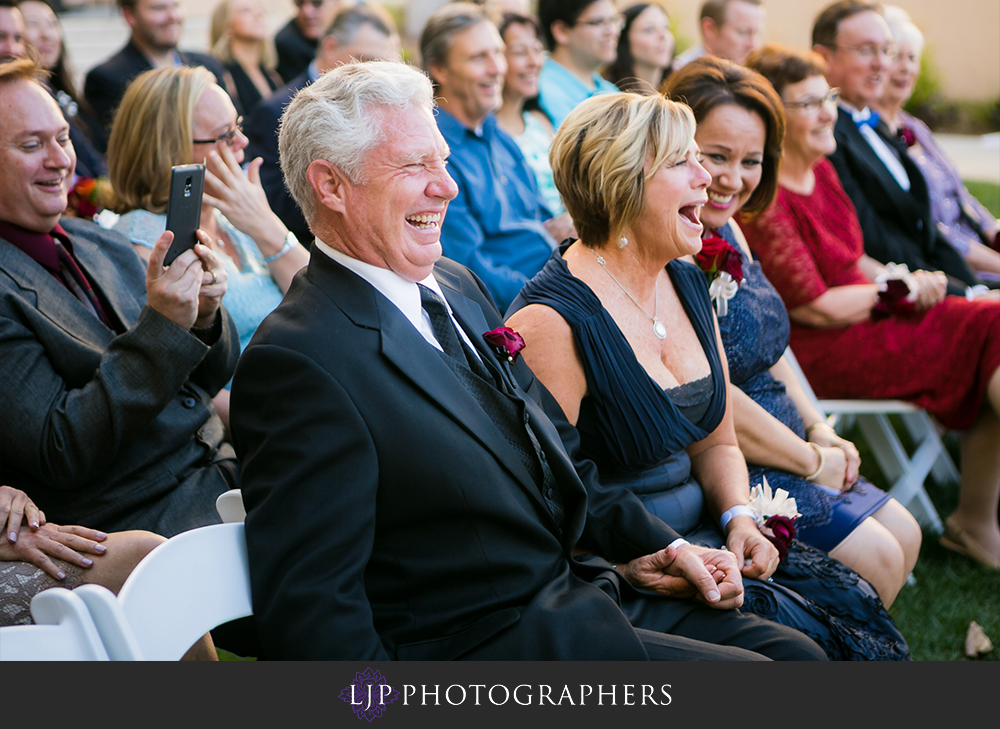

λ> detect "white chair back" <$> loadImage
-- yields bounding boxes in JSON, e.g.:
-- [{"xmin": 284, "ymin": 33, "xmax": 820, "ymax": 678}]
[
  {"xmin": 215, "ymin": 489, "xmax": 246, "ymax": 523},
  {"xmin": 0, "ymin": 587, "xmax": 110, "ymax": 661},
  {"xmin": 78, "ymin": 523, "xmax": 252, "ymax": 660}
]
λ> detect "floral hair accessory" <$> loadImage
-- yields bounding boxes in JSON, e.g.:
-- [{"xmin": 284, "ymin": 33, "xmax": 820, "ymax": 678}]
[
  {"xmin": 748, "ymin": 477, "xmax": 801, "ymax": 562},
  {"xmin": 483, "ymin": 326, "xmax": 525, "ymax": 363},
  {"xmin": 695, "ymin": 232, "xmax": 744, "ymax": 317}
]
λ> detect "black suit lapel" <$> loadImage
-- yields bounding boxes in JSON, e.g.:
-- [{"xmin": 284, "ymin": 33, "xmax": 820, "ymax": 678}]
[
  {"xmin": 307, "ymin": 252, "xmax": 550, "ymax": 510},
  {"xmin": 835, "ymin": 109, "xmax": 925, "ymax": 224}
]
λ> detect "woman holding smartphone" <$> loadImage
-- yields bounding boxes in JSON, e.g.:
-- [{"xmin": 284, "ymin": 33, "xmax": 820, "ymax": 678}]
[{"xmin": 107, "ymin": 66, "xmax": 310, "ymax": 428}]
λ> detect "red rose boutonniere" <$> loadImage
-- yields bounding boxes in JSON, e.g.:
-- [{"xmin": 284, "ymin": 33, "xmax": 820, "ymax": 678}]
[
  {"xmin": 897, "ymin": 126, "xmax": 917, "ymax": 148},
  {"xmin": 748, "ymin": 477, "xmax": 801, "ymax": 563},
  {"xmin": 695, "ymin": 233, "xmax": 744, "ymax": 317},
  {"xmin": 483, "ymin": 326, "xmax": 525, "ymax": 363}
]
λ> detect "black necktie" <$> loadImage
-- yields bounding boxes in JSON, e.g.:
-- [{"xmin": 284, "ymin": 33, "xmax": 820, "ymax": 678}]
[
  {"xmin": 418, "ymin": 284, "xmax": 492, "ymax": 381},
  {"xmin": 417, "ymin": 283, "xmax": 564, "ymax": 528}
]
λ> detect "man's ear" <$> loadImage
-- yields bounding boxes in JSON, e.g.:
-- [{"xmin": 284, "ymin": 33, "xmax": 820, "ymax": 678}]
[
  {"xmin": 700, "ymin": 17, "xmax": 718, "ymax": 46},
  {"xmin": 307, "ymin": 159, "xmax": 349, "ymax": 215},
  {"xmin": 550, "ymin": 20, "xmax": 572, "ymax": 49},
  {"xmin": 319, "ymin": 35, "xmax": 339, "ymax": 69},
  {"xmin": 122, "ymin": 7, "xmax": 138, "ymax": 32},
  {"xmin": 812, "ymin": 43, "xmax": 834, "ymax": 64}
]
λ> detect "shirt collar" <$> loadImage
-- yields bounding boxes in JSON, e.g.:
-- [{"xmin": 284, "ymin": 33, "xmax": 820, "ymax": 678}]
[
  {"xmin": 434, "ymin": 105, "xmax": 495, "ymax": 140},
  {"xmin": 0, "ymin": 220, "xmax": 69, "ymax": 273},
  {"xmin": 313, "ymin": 237, "xmax": 450, "ymax": 324}
]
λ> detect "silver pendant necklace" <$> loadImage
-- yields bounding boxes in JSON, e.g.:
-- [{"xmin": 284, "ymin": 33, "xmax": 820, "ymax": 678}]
[{"xmin": 592, "ymin": 249, "xmax": 667, "ymax": 340}]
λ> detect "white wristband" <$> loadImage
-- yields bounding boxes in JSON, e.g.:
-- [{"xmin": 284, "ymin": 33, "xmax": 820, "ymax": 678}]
[
  {"xmin": 720, "ymin": 504, "xmax": 755, "ymax": 531},
  {"xmin": 668, "ymin": 538, "xmax": 690, "ymax": 550}
]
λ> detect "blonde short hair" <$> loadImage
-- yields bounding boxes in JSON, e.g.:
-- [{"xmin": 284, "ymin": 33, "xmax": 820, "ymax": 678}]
[
  {"xmin": 210, "ymin": 0, "xmax": 276, "ymax": 70},
  {"xmin": 550, "ymin": 92, "xmax": 696, "ymax": 247},
  {"xmin": 107, "ymin": 66, "xmax": 215, "ymax": 214}
]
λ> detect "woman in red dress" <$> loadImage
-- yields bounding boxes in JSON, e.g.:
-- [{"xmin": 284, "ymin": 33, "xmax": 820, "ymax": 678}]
[{"xmin": 741, "ymin": 45, "xmax": 1000, "ymax": 570}]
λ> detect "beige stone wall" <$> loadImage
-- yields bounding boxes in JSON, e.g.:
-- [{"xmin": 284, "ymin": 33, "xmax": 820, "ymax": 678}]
[{"xmin": 661, "ymin": 0, "xmax": 1000, "ymax": 102}]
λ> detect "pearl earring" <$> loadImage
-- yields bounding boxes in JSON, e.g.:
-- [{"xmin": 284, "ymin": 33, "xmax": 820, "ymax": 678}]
[{"xmin": 618, "ymin": 236, "xmax": 628, "ymax": 249}]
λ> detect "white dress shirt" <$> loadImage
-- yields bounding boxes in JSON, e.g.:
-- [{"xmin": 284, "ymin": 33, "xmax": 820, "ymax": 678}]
[
  {"xmin": 315, "ymin": 239, "xmax": 481, "ymax": 356},
  {"xmin": 840, "ymin": 102, "xmax": 911, "ymax": 191}
]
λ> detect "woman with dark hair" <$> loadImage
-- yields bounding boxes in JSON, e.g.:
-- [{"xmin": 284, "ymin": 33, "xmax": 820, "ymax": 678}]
[
  {"xmin": 740, "ymin": 44, "xmax": 1000, "ymax": 571},
  {"xmin": 494, "ymin": 12, "xmax": 566, "ymax": 217},
  {"xmin": 17, "ymin": 0, "xmax": 106, "ymax": 179},
  {"xmin": 604, "ymin": 2, "xmax": 674, "ymax": 93},
  {"xmin": 506, "ymin": 90, "xmax": 910, "ymax": 659},
  {"xmin": 660, "ymin": 55, "xmax": 922, "ymax": 605}
]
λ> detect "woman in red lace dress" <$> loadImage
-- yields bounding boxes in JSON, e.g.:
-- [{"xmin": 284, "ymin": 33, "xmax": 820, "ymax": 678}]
[{"xmin": 741, "ymin": 45, "xmax": 1000, "ymax": 570}]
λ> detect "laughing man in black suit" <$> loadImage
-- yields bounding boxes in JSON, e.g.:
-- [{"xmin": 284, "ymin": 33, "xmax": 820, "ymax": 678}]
[{"xmin": 228, "ymin": 60, "xmax": 826, "ymax": 661}]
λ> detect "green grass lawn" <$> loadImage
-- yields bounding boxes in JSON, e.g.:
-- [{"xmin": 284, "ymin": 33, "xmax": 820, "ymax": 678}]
[{"xmin": 843, "ymin": 180, "xmax": 1000, "ymax": 661}]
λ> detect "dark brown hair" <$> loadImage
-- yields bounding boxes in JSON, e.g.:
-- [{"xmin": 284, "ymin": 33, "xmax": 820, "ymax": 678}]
[
  {"xmin": 745, "ymin": 43, "xmax": 827, "ymax": 98},
  {"xmin": 660, "ymin": 54, "xmax": 783, "ymax": 218},
  {"xmin": 811, "ymin": 0, "xmax": 882, "ymax": 49}
]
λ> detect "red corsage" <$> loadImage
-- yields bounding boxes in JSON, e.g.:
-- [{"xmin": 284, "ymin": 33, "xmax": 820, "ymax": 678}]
[
  {"xmin": 871, "ymin": 278, "xmax": 916, "ymax": 321},
  {"xmin": 695, "ymin": 234, "xmax": 744, "ymax": 283},
  {"xmin": 65, "ymin": 177, "xmax": 112, "ymax": 220},
  {"xmin": 483, "ymin": 326, "xmax": 525, "ymax": 363},
  {"xmin": 762, "ymin": 515, "xmax": 796, "ymax": 562}
]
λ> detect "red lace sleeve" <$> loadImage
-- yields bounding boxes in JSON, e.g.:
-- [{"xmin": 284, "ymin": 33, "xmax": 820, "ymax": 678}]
[{"xmin": 740, "ymin": 191, "xmax": 828, "ymax": 310}]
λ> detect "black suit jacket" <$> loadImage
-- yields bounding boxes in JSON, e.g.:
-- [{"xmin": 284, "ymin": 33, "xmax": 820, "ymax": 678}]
[
  {"xmin": 229, "ymin": 252, "xmax": 685, "ymax": 660},
  {"xmin": 83, "ymin": 41, "xmax": 227, "ymax": 154},
  {"xmin": 273, "ymin": 19, "xmax": 316, "ymax": 85},
  {"xmin": 244, "ymin": 73, "xmax": 313, "ymax": 246},
  {"xmin": 828, "ymin": 108, "xmax": 976, "ymax": 294}
]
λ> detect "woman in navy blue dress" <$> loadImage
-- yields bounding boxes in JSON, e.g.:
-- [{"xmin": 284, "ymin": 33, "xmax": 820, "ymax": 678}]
[{"xmin": 507, "ymin": 91, "xmax": 909, "ymax": 659}]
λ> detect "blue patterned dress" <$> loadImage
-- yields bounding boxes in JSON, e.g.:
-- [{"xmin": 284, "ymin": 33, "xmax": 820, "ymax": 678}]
[
  {"xmin": 714, "ymin": 223, "xmax": 891, "ymax": 551},
  {"xmin": 509, "ymin": 242, "xmax": 909, "ymax": 660}
]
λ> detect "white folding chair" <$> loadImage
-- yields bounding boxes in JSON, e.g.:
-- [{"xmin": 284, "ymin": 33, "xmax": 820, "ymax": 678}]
[
  {"xmin": 0, "ymin": 587, "xmax": 110, "ymax": 661},
  {"xmin": 215, "ymin": 489, "xmax": 246, "ymax": 523},
  {"xmin": 783, "ymin": 348, "xmax": 957, "ymax": 534},
  {"xmin": 75, "ymin": 522, "xmax": 252, "ymax": 660}
]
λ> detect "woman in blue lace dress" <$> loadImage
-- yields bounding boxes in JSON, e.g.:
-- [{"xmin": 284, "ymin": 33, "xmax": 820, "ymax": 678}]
[
  {"xmin": 662, "ymin": 55, "xmax": 921, "ymax": 608},
  {"xmin": 507, "ymin": 91, "xmax": 909, "ymax": 659}
]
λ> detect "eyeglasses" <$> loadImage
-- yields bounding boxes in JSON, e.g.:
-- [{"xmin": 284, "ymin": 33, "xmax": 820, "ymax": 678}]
[
  {"xmin": 783, "ymin": 88, "xmax": 841, "ymax": 114},
  {"xmin": 575, "ymin": 14, "xmax": 625, "ymax": 32},
  {"xmin": 832, "ymin": 43, "xmax": 899, "ymax": 61},
  {"xmin": 192, "ymin": 117, "xmax": 243, "ymax": 146}
]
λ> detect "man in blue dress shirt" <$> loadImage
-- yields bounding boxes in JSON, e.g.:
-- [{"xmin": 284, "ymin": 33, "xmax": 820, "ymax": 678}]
[{"xmin": 420, "ymin": 3, "xmax": 575, "ymax": 311}]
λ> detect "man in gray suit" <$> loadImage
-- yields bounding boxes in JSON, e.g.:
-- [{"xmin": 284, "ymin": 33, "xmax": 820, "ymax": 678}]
[{"xmin": 0, "ymin": 58, "xmax": 239, "ymax": 538}]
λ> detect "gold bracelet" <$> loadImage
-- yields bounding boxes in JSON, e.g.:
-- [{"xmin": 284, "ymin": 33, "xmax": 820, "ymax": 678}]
[
  {"xmin": 805, "ymin": 421, "xmax": 836, "ymax": 438},
  {"xmin": 805, "ymin": 442, "xmax": 825, "ymax": 481}
]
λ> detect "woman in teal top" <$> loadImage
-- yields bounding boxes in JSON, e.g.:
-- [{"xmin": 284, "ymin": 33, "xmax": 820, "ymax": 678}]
[{"xmin": 107, "ymin": 66, "xmax": 310, "ymax": 428}]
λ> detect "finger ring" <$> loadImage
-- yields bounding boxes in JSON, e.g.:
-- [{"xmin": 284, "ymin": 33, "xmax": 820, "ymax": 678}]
[{"xmin": 210, "ymin": 271, "xmax": 218, "ymax": 285}]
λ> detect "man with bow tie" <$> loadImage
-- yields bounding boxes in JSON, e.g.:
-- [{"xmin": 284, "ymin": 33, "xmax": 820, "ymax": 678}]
[
  {"xmin": 812, "ymin": 0, "xmax": 981, "ymax": 295},
  {"xmin": 228, "ymin": 60, "xmax": 826, "ymax": 661}
]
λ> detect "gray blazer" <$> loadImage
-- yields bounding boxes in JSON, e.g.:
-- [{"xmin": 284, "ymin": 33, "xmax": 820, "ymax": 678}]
[{"xmin": 0, "ymin": 217, "xmax": 239, "ymax": 535}]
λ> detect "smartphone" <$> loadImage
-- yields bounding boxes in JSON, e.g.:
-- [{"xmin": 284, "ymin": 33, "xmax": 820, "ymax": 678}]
[{"xmin": 163, "ymin": 164, "xmax": 205, "ymax": 266}]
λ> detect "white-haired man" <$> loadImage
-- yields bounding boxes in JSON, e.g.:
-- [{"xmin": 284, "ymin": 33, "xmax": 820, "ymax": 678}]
[{"xmin": 228, "ymin": 59, "xmax": 826, "ymax": 661}]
